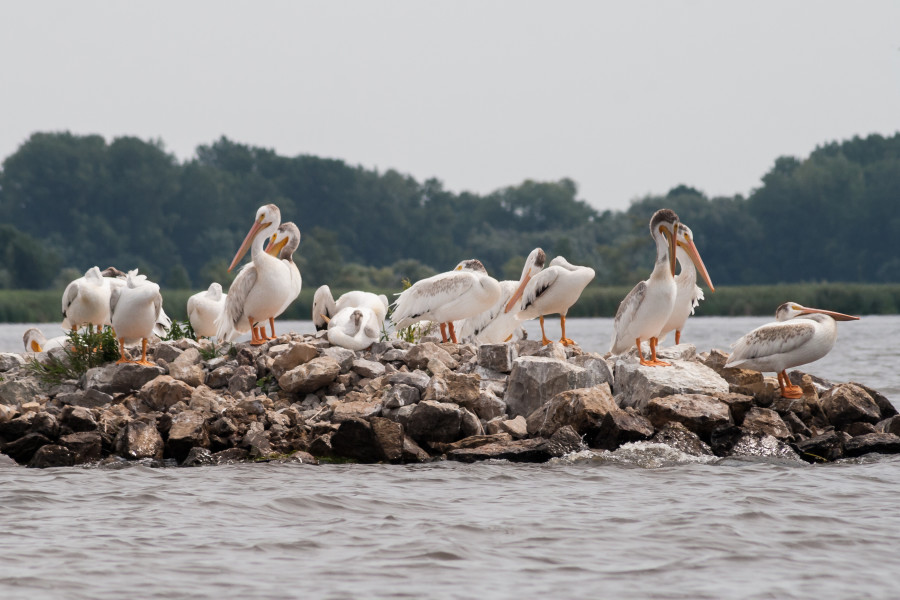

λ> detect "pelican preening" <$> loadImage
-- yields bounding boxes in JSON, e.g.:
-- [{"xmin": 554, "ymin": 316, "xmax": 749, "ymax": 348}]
[
  {"xmin": 391, "ymin": 259, "xmax": 502, "ymax": 344},
  {"xmin": 658, "ymin": 222, "xmax": 715, "ymax": 345},
  {"xmin": 253, "ymin": 221, "xmax": 303, "ymax": 341},
  {"xmin": 312, "ymin": 285, "xmax": 389, "ymax": 331},
  {"xmin": 216, "ymin": 204, "xmax": 295, "ymax": 345},
  {"xmin": 23, "ymin": 328, "xmax": 67, "ymax": 353},
  {"xmin": 610, "ymin": 209, "xmax": 681, "ymax": 366},
  {"xmin": 725, "ymin": 302, "xmax": 859, "ymax": 398},
  {"xmin": 312, "ymin": 285, "xmax": 387, "ymax": 350},
  {"xmin": 62, "ymin": 266, "xmax": 110, "ymax": 332},
  {"xmin": 109, "ymin": 270, "xmax": 163, "ymax": 365},
  {"xmin": 187, "ymin": 282, "xmax": 227, "ymax": 338}
]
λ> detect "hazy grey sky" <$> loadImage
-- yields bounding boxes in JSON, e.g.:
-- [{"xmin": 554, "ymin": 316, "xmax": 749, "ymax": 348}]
[{"xmin": 1, "ymin": 1, "xmax": 898, "ymax": 211}]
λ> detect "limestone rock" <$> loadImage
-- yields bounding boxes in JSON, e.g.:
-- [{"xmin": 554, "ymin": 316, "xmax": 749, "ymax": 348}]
[
  {"xmin": 382, "ymin": 384, "xmax": 420, "ymax": 409},
  {"xmin": 843, "ymin": 433, "xmax": 900, "ymax": 458},
  {"xmin": 0, "ymin": 378, "xmax": 44, "ymax": 406},
  {"xmin": 477, "ymin": 343, "xmax": 517, "ymax": 373},
  {"xmin": 440, "ymin": 372, "xmax": 482, "ymax": 411},
  {"xmin": 702, "ymin": 350, "xmax": 774, "ymax": 400},
  {"xmin": 0, "ymin": 413, "xmax": 35, "ymax": 441},
  {"xmin": 401, "ymin": 436, "xmax": 431, "ymax": 462},
  {"xmin": 332, "ymin": 398, "xmax": 382, "ymax": 423},
  {"xmin": 499, "ymin": 415, "xmax": 528, "ymax": 439},
  {"xmin": 139, "ymin": 376, "xmax": 194, "ymax": 412},
  {"xmin": 370, "ymin": 417, "xmax": 403, "ymax": 462},
  {"xmin": 0, "ymin": 403, "xmax": 16, "ymax": 424},
  {"xmin": 593, "ymin": 410, "xmax": 654, "ymax": 450},
  {"xmin": 278, "ymin": 357, "xmax": 341, "ymax": 394},
  {"xmin": 467, "ymin": 390, "xmax": 507, "ymax": 422},
  {"xmin": 544, "ymin": 425, "xmax": 586, "ymax": 457},
  {"xmin": 715, "ymin": 393, "xmax": 754, "ymax": 425},
  {"xmin": 406, "ymin": 400, "xmax": 463, "ymax": 444},
  {"xmin": 646, "ymin": 394, "xmax": 732, "ymax": 439},
  {"xmin": 166, "ymin": 410, "xmax": 209, "ymax": 463},
  {"xmin": 526, "ymin": 383, "xmax": 617, "ymax": 438},
  {"xmin": 387, "ymin": 371, "xmax": 430, "ymax": 391},
  {"xmin": 568, "ymin": 354, "xmax": 614, "ymax": 388},
  {"xmin": 84, "ymin": 362, "xmax": 165, "ymax": 395},
  {"xmin": 504, "ymin": 356, "xmax": 599, "ymax": 418},
  {"xmin": 820, "ymin": 383, "xmax": 882, "ymax": 427},
  {"xmin": 406, "ymin": 342, "xmax": 458, "ymax": 371},
  {"xmin": 182, "ymin": 447, "xmax": 215, "ymax": 467},
  {"xmin": 446, "ymin": 436, "xmax": 569, "ymax": 463},
  {"xmin": 330, "ymin": 418, "xmax": 380, "ymax": 463},
  {"xmin": 206, "ymin": 365, "xmax": 235, "ymax": 389},
  {"xmin": 30, "ymin": 412, "xmax": 59, "ymax": 439},
  {"xmin": 741, "ymin": 407, "xmax": 792, "ymax": 440},
  {"xmin": 651, "ymin": 422, "xmax": 714, "ymax": 456},
  {"xmin": 59, "ymin": 431, "xmax": 102, "ymax": 463},
  {"xmin": 65, "ymin": 388, "xmax": 114, "ymax": 409},
  {"xmin": 2, "ymin": 432, "xmax": 52, "ymax": 464},
  {"xmin": 115, "ymin": 417, "xmax": 164, "ymax": 460},
  {"xmin": 431, "ymin": 433, "xmax": 513, "ymax": 453},
  {"xmin": 228, "ymin": 365, "xmax": 258, "ymax": 395},
  {"xmin": 59, "ymin": 405, "xmax": 98, "ymax": 433},
  {"xmin": 321, "ymin": 347, "xmax": 356, "ymax": 373},
  {"xmin": 533, "ymin": 342, "xmax": 567, "ymax": 360},
  {"xmin": 28, "ymin": 444, "xmax": 76, "ymax": 468},
  {"xmin": 726, "ymin": 433, "xmax": 801, "ymax": 461},
  {"xmin": 460, "ymin": 407, "xmax": 484, "ymax": 438},
  {"xmin": 851, "ymin": 382, "xmax": 899, "ymax": 419},
  {"xmin": 0, "ymin": 353, "xmax": 26, "ymax": 372},
  {"xmin": 352, "ymin": 359, "xmax": 386, "ymax": 379},
  {"xmin": 615, "ymin": 359, "xmax": 729, "ymax": 412},
  {"xmin": 168, "ymin": 359, "xmax": 205, "ymax": 388},
  {"xmin": 153, "ymin": 342, "xmax": 184, "ymax": 364},
  {"xmin": 242, "ymin": 429, "xmax": 273, "ymax": 458}
]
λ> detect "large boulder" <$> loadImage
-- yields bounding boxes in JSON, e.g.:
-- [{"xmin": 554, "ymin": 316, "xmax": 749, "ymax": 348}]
[
  {"xmin": 741, "ymin": 407, "xmax": 792, "ymax": 440},
  {"xmin": 794, "ymin": 430, "xmax": 847, "ymax": 463},
  {"xmin": 59, "ymin": 405, "xmax": 98, "ymax": 433},
  {"xmin": 278, "ymin": 357, "xmax": 341, "ymax": 394},
  {"xmin": 646, "ymin": 394, "xmax": 732, "ymax": 439},
  {"xmin": 84, "ymin": 362, "xmax": 165, "ymax": 395},
  {"xmin": 28, "ymin": 445, "xmax": 76, "ymax": 468},
  {"xmin": 526, "ymin": 383, "xmax": 617, "ymax": 438},
  {"xmin": 138, "ymin": 376, "xmax": 194, "ymax": 412},
  {"xmin": 166, "ymin": 410, "xmax": 209, "ymax": 463},
  {"xmin": 330, "ymin": 418, "xmax": 381, "ymax": 463},
  {"xmin": 504, "ymin": 356, "xmax": 599, "ymax": 418},
  {"xmin": 593, "ymin": 410, "xmax": 654, "ymax": 450},
  {"xmin": 406, "ymin": 342, "xmax": 458, "ymax": 371},
  {"xmin": 406, "ymin": 400, "xmax": 463, "ymax": 444},
  {"xmin": 59, "ymin": 431, "xmax": 103, "ymax": 463},
  {"xmin": 820, "ymin": 384, "xmax": 882, "ymax": 427},
  {"xmin": 0, "ymin": 378, "xmax": 45, "ymax": 406},
  {"xmin": 115, "ymin": 417, "xmax": 164, "ymax": 460},
  {"xmin": 843, "ymin": 433, "xmax": 900, "ymax": 458},
  {"xmin": 1, "ymin": 432, "xmax": 53, "ymax": 464},
  {"xmin": 615, "ymin": 359, "xmax": 729, "ymax": 411},
  {"xmin": 477, "ymin": 344, "xmax": 517, "ymax": 373}
]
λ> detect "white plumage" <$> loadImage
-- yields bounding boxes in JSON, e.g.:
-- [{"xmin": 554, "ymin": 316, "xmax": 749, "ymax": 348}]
[
  {"xmin": 724, "ymin": 302, "xmax": 859, "ymax": 398},
  {"xmin": 326, "ymin": 307, "xmax": 382, "ymax": 351},
  {"xmin": 23, "ymin": 328, "xmax": 67, "ymax": 353},
  {"xmin": 61, "ymin": 266, "xmax": 111, "ymax": 331},
  {"xmin": 312, "ymin": 285, "xmax": 388, "ymax": 331},
  {"xmin": 109, "ymin": 269, "xmax": 163, "ymax": 365},
  {"xmin": 658, "ymin": 223, "xmax": 715, "ymax": 346},
  {"xmin": 262, "ymin": 221, "xmax": 302, "ymax": 340},
  {"xmin": 187, "ymin": 282, "xmax": 227, "ymax": 338}
]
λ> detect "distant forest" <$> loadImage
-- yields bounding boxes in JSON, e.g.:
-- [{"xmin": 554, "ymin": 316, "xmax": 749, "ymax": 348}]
[{"xmin": 0, "ymin": 131, "xmax": 898, "ymax": 292}]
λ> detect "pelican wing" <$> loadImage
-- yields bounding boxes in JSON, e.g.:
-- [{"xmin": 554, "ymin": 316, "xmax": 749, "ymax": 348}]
[
  {"xmin": 152, "ymin": 298, "xmax": 167, "ymax": 337},
  {"xmin": 62, "ymin": 281, "xmax": 79, "ymax": 318},
  {"xmin": 186, "ymin": 294, "xmax": 200, "ymax": 321},
  {"xmin": 108, "ymin": 284, "xmax": 122, "ymax": 318},
  {"xmin": 726, "ymin": 321, "xmax": 817, "ymax": 367},
  {"xmin": 216, "ymin": 264, "xmax": 257, "ymax": 340},
  {"xmin": 392, "ymin": 271, "xmax": 476, "ymax": 328},
  {"xmin": 691, "ymin": 285, "xmax": 705, "ymax": 313},
  {"xmin": 610, "ymin": 280, "xmax": 646, "ymax": 352},
  {"xmin": 312, "ymin": 285, "xmax": 337, "ymax": 330},
  {"xmin": 517, "ymin": 268, "xmax": 560, "ymax": 314}
]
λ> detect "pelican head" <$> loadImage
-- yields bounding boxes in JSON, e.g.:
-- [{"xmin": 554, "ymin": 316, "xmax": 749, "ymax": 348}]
[
  {"xmin": 774, "ymin": 302, "xmax": 859, "ymax": 323},
  {"xmin": 650, "ymin": 209, "xmax": 679, "ymax": 276},
  {"xmin": 675, "ymin": 223, "xmax": 714, "ymax": 291},
  {"xmin": 505, "ymin": 247, "xmax": 546, "ymax": 313},
  {"xmin": 207, "ymin": 282, "xmax": 224, "ymax": 299},
  {"xmin": 266, "ymin": 221, "xmax": 301, "ymax": 260},
  {"xmin": 454, "ymin": 259, "xmax": 488, "ymax": 274},
  {"xmin": 23, "ymin": 328, "xmax": 46, "ymax": 353},
  {"xmin": 101, "ymin": 266, "xmax": 126, "ymax": 278},
  {"xmin": 229, "ymin": 204, "xmax": 281, "ymax": 272},
  {"xmin": 85, "ymin": 266, "xmax": 104, "ymax": 283}
]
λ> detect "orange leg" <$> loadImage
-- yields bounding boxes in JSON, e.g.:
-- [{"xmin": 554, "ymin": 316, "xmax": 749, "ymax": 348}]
[
  {"xmin": 559, "ymin": 314, "xmax": 575, "ymax": 346},
  {"xmin": 439, "ymin": 323, "xmax": 449, "ymax": 343},
  {"xmin": 269, "ymin": 317, "xmax": 276, "ymax": 339},
  {"xmin": 249, "ymin": 317, "xmax": 265, "ymax": 346},
  {"xmin": 135, "ymin": 338, "xmax": 154, "ymax": 366},
  {"xmin": 448, "ymin": 321, "xmax": 458, "ymax": 344},
  {"xmin": 637, "ymin": 337, "xmax": 653, "ymax": 366},
  {"xmin": 649, "ymin": 337, "xmax": 671, "ymax": 366},
  {"xmin": 115, "ymin": 338, "xmax": 130, "ymax": 364},
  {"xmin": 675, "ymin": 330, "xmax": 681, "ymax": 345},
  {"xmin": 539, "ymin": 315, "xmax": 552, "ymax": 345},
  {"xmin": 779, "ymin": 370, "xmax": 803, "ymax": 399}
]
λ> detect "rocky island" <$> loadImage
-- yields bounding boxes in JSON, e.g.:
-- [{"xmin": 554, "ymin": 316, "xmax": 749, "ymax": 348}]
[{"xmin": 1, "ymin": 332, "xmax": 898, "ymax": 468}]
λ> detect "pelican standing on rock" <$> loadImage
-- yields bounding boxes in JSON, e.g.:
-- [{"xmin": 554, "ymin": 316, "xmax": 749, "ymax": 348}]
[
  {"xmin": 255, "ymin": 221, "xmax": 302, "ymax": 341},
  {"xmin": 610, "ymin": 208, "xmax": 680, "ymax": 366},
  {"xmin": 658, "ymin": 222, "xmax": 715, "ymax": 345},
  {"xmin": 391, "ymin": 259, "xmax": 501, "ymax": 344},
  {"xmin": 105, "ymin": 268, "xmax": 172, "ymax": 338},
  {"xmin": 724, "ymin": 302, "xmax": 859, "ymax": 398},
  {"xmin": 187, "ymin": 283, "xmax": 227, "ymax": 338},
  {"xmin": 216, "ymin": 204, "xmax": 292, "ymax": 345},
  {"xmin": 62, "ymin": 266, "xmax": 111, "ymax": 331},
  {"xmin": 312, "ymin": 285, "xmax": 389, "ymax": 331},
  {"xmin": 109, "ymin": 270, "xmax": 163, "ymax": 365},
  {"xmin": 506, "ymin": 253, "xmax": 595, "ymax": 346}
]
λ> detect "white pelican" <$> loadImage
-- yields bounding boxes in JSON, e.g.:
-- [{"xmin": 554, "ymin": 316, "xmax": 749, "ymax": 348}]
[
  {"xmin": 187, "ymin": 283, "xmax": 227, "ymax": 338},
  {"xmin": 391, "ymin": 259, "xmax": 501, "ymax": 344},
  {"xmin": 658, "ymin": 223, "xmax": 715, "ymax": 345},
  {"xmin": 506, "ymin": 253, "xmax": 595, "ymax": 346},
  {"xmin": 609, "ymin": 208, "xmax": 680, "ymax": 366},
  {"xmin": 724, "ymin": 302, "xmax": 859, "ymax": 398},
  {"xmin": 109, "ymin": 270, "xmax": 163, "ymax": 365},
  {"xmin": 23, "ymin": 328, "xmax": 67, "ymax": 353},
  {"xmin": 326, "ymin": 307, "xmax": 382, "ymax": 351},
  {"xmin": 215, "ymin": 204, "xmax": 292, "ymax": 345},
  {"xmin": 254, "ymin": 221, "xmax": 303, "ymax": 341},
  {"xmin": 62, "ymin": 266, "xmax": 111, "ymax": 332},
  {"xmin": 105, "ymin": 268, "xmax": 171, "ymax": 338},
  {"xmin": 312, "ymin": 285, "xmax": 389, "ymax": 331},
  {"xmin": 456, "ymin": 248, "xmax": 546, "ymax": 344}
]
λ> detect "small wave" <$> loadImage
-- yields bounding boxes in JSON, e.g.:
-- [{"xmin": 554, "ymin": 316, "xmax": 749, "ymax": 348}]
[{"xmin": 589, "ymin": 442, "xmax": 718, "ymax": 469}]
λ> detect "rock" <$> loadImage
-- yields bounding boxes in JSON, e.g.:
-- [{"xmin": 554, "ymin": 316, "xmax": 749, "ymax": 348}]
[
  {"xmin": 139, "ymin": 376, "xmax": 194, "ymax": 412},
  {"xmin": 703, "ymin": 350, "xmax": 775, "ymax": 401},
  {"xmin": 568, "ymin": 354, "xmax": 614, "ymax": 387},
  {"xmin": 370, "ymin": 417, "xmax": 403, "ymax": 462},
  {"xmin": 381, "ymin": 404, "xmax": 417, "ymax": 427},
  {"xmin": 820, "ymin": 383, "xmax": 882, "ymax": 427},
  {"xmin": 446, "ymin": 437, "xmax": 559, "ymax": 463},
  {"xmin": 402, "ymin": 436, "xmax": 431, "ymax": 462},
  {"xmin": 210, "ymin": 447, "xmax": 250, "ymax": 465},
  {"xmin": 468, "ymin": 390, "xmax": 507, "ymax": 421},
  {"xmin": 715, "ymin": 393, "xmax": 754, "ymax": 425},
  {"xmin": 739, "ymin": 407, "xmax": 792, "ymax": 440},
  {"xmin": 615, "ymin": 359, "xmax": 729, "ymax": 412},
  {"xmin": 228, "ymin": 365, "xmax": 258, "ymax": 395},
  {"xmin": 0, "ymin": 378, "xmax": 44, "ymax": 406},
  {"xmin": 844, "ymin": 422, "xmax": 877, "ymax": 437},
  {"xmin": 593, "ymin": 410, "xmax": 655, "ymax": 450},
  {"xmin": 0, "ymin": 413, "xmax": 35, "ymax": 441},
  {"xmin": 533, "ymin": 342, "xmax": 567, "ymax": 360},
  {"xmin": 352, "ymin": 359, "xmax": 386, "ymax": 379},
  {"xmin": 76, "ymin": 388, "xmax": 114, "ymax": 409},
  {"xmin": 278, "ymin": 357, "xmax": 341, "ymax": 394},
  {"xmin": 84, "ymin": 362, "xmax": 165, "ymax": 395},
  {"xmin": 0, "ymin": 403, "xmax": 16, "ymax": 424},
  {"xmin": 526, "ymin": 383, "xmax": 617, "ymax": 438},
  {"xmin": 166, "ymin": 411, "xmax": 209, "ymax": 463},
  {"xmin": 388, "ymin": 371, "xmax": 431, "ymax": 391},
  {"xmin": 545, "ymin": 425, "xmax": 586, "ymax": 456},
  {"xmin": 116, "ymin": 417, "xmax": 164, "ymax": 460},
  {"xmin": 206, "ymin": 365, "xmax": 235, "ymax": 389},
  {"xmin": 406, "ymin": 342, "xmax": 459, "ymax": 371},
  {"xmin": 499, "ymin": 415, "xmax": 528, "ymax": 439},
  {"xmin": 477, "ymin": 343, "xmax": 517, "ymax": 373},
  {"xmin": 646, "ymin": 394, "xmax": 732, "ymax": 439},
  {"xmin": 440, "ymin": 373, "xmax": 482, "ymax": 410},
  {"xmin": 877, "ymin": 415, "xmax": 900, "ymax": 436},
  {"xmin": 515, "ymin": 339, "xmax": 544, "ymax": 357},
  {"xmin": 406, "ymin": 400, "xmax": 463, "ymax": 444},
  {"xmin": 2, "ymin": 433, "xmax": 53, "ymax": 464},
  {"xmin": 383, "ymin": 384, "xmax": 421, "ymax": 409},
  {"xmin": 330, "ymin": 418, "xmax": 380, "ymax": 463},
  {"xmin": 59, "ymin": 406, "xmax": 98, "ymax": 433},
  {"xmin": 504, "ymin": 357, "xmax": 599, "ymax": 418},
  {"xmin": 242, "ymin": 429, "xmax": 273, "ymax": 458},
  {"xmin": 182, "ymin": 447, "xmax": 214, "ymax": 467},
  {"xmin": 168, "ymin": 360, "xmax": 205, "ymax": 388},
  {"xmin": 843, "ymin": 433, "xmax": 900, "ymax": 458},
  {"xmin": 727, "ymin": 433, "xmax": 801, "ymax": 461},
  {"xmin": 332, "ymin": 398, "xmax": 382, "ymax": 423},
  {"xmin": 851, "ymin": 382, "xmax": 899, "ymax": 418},
  {"xmin": 28, "ymin": 444, "xmax": 76, "ymax": 468},
  {"xmin": 153, "ymin": 342, "xmax": 184, "ymax": 364},
  {"xmin": 651, "ymin": 422, "xmax": 714, "ymax": 456},
  {"xmin": 460, "ymin": 407, "xmax": 484, "ymax": 438},
  {"xmin": 0, "ymin": 353, "xmax": 26, "ymax": 372},
  {"xmin": 59, "ymin": 431, "xmax": 103, "ymax": 463},
  {"xmin": 188, "ymin": 386, "xmax": 220, "ymax": 413},
  {"xmin": 30, "ymin": 412, "xmax": 59, "ymax": 439},
  {"xmin": 321, "ymin": 347, "xmax": 356, "ymax": 373},
  {"xmin": 21, "ymin": 401, "xmax": 41, "ymax": 413},
  {"xmin": 431, "ymin": 433, "xmax": 514, "ymax": 453}
]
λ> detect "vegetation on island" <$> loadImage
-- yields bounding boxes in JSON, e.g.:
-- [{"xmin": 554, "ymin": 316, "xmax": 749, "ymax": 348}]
[{"xmin": 0, "ymin": 131, "xmax": 899, "ymax": 319}]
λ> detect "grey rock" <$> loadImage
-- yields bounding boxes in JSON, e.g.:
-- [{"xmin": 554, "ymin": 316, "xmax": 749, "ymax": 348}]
[
  {"xmin": 504, "ymin": 356, "xmax": 599, "ymax": 418},
  {"xmin": 727, "ymin": 433, "xmax": 802, "ymax": 461},
  {"xmin": 28, "ymin": 444, "xmax": 75, "ymax": 468},
  {"xmin": 460, "ymin": 407, "xmax": 484, "ymax": 438},
  {"xmin": 568, "ymin": 354, "xmax": 614, "ymax": 388},
  {"xmin": 59, "ymin": 405, "xmax": 98, "ymax": 433},
  {"xmin": 406, "ymin": 342, "xmax": 458, "ymax": 371},
  {"xmin": 228, "ymin": 365, "xmax": 259, "ymax": 395},
  {"xmin": 57, "ymin": 388, "xmax": 113, "ymax": 409},
  {"xmin": 651, "ymin": 422, "xmax": 714, "ymax": 456},
  {"xmin": 381, "ymin": 403, "xmax": 417, "ymax": 427},
  {"xmin": 272, "ymin": 343, "xmax": 318, "ymax": 378},
  {"xmin": 843, "ymin": 433, "xmax": 900, "ymax": 458},
  {"xmin": 820, "ymin": 383, "xmax": 882, "ymax": 427},
  {"xmin": 877, "ymin": 415, "xmax": 900, "ymax": 436},
  {"xmin": 115, "ymin": 417, "xmax": 164, "ymax": 460},
  {"xmin": 169, "ymin": 362, "xmax": 205, "ymax": 388},
  {"xmin": 446, "ymin": 436, "xmax": 568, "ymax": 463},
  {"xmin": 352, "ymin": 358, "xmax": 386, "ymax": 379},
  {"xmin": 533, "ymin": 342, "xmax": 567, "ymax": 360},
  {"xmin": 468, "ymin": 390, "xmax": 507, "ymax": 421},
  {"xmin": 794, "ymin": 430, "xmax": 846, "ymax": 462},
  {"xmin": 153, "ymin": 342, "xmax": 184, "ymax": 364},
  {"xmin": 0, "ymin": 378, "xmax": 44, "ymax": 406},
  {"xmin": 59, "ymin": 431, "xmax": 102, "ymax": 463},
  {"xmin": 646, "ymin": 394, "xmax": 732, "ymax": 439},
  {"xmin": 387, "ymin": 370, "xmax": 431, "ymax": 391},
  {"xmin": 30, "ymin": 412, "xmax": 59, "ymax": 439},
  {"xmin": 332, "ymin": 398, "xmax": 382, "ymax": 423},
  {"xmin": 526, "ymin": 383, "xmax": 617, "ymax": 438},
  {"xmin": 0, "ymin": 353, "xmax": 26, "ymax": 372},
  {"xmin": 544, "ymin": 425, "xmax": 586, "ymax": 457},
  {"xmin": 2, "ymin": 432, "xmax": 52, "ymax": 464},
  {"xmin": 381, "ymin": 349, "xmax": 408, "ymax": 362},
  {"xmin": 182, "ymin": 447, "xmax": 215, "ymax": 467},
  {"xmin": 138, "ymin": 375, "xmax": 194, "ymax": 412},
  {"xmin": 278, "ymin": 357, "xmax": 341, "ymax": 394},
  {"xmin": 593, "ymin": 410, "xmax": 654, "ymax": 451},
  {"xmin": 321, "ymin": 347, "xmax": 356, "ymax": 373},
  {"xmin": 851, "ymin": 382, "xmax": 898, "ymax": 418},
  {"xmin": 166, "ymin": 410, "xmax": 209, "ymax": 463},
  {"xmin": 383, "ymin": 384, "xmax": 421, "ymax": 409},
  {"xmin": 742, "ymin": 407, "xmax": 792, "ymax": 440},
  {"xmin": 615, "ymin": 359, "xmax": 729, "ymax": 412},
  {"xmin": 499, "ymin": 415, "xmax": 528, "ymax": 439},
  {"xmin": 84, "ymin": 362, "xmax": 166, "ymax": 395},
  {"xmin": 406, "ymin": 400, "xmax": 463, "ymax": 444},
  {"xmin": 206, "ymin": 365, "xmax": 235, "ymax": 389}
]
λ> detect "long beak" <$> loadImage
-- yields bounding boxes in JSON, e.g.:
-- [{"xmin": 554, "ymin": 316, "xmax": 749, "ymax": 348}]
[
  {"xmin": 800, "ymin": 308, "xmax": 860, "ymax": 322},
  {"xmin": 677, "ymin": 238, "xmax": 715, "ymax": 292},
  {"xmin": 228, "ymin": 219, "xmax": 267, "ymax": 272},
  {"xmin": 266, "ymin": 236, "xmax": 288, "ymax": 257},
  {"xmin": 505, "ymin": 273, "xmax": 532, "ymax": 313},
  {"xmin": 665, "ymin": 225, "xmax": 677, "ymax": 277},
  {"xmin": 31, "ymin": 340, "xmax": 42, "ymax": 352}
]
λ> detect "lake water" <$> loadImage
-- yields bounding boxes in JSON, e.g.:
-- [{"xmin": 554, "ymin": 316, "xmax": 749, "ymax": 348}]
[{"xmin": 2, "ymin": 316, "xmax": 899, "ymax": 599}]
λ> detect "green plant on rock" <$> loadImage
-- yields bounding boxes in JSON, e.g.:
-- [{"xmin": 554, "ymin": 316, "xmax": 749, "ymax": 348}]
[
  {"xmin": 162, "ymin": 319, "xmax": 196, "ymax": 342},
  {"xmin": 27, "ymin": 326, "xmax": 120, "ymax": 385}
]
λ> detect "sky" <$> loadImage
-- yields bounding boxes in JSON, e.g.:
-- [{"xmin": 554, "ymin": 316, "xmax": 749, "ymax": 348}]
[{"xmin": 1, "ymin": 1, "xmax": 899, "ymax": 211}]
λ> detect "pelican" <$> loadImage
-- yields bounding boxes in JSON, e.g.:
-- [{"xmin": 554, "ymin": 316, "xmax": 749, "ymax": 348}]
[
  {"xmin": 391, "ymin": 259, "xmax": 501, "ymax": 344},
  {"xmin": 658, "ymin": 223, "xmax": 715, "ymax": 345},
  {"xmin": 187, "ymin": 283, "xmax": 227, "ymax": 338},
  {"xmin": 62, "ymin": 266, "xmax": 111, "ymax": 331},
  {"xmin": 312, "ymin": 285, "xmax": 389, "ymax": 331},
  {"xmin": 326, "ymin": 307, "xmax": 382, "ymax": 351},
  {"xmin": 456, "ymin": 248, "xmax": 546, "ymax": 344},
  {"xmin": 255, "ymin": 221, "xmax": 303, "ymax": 341},
  {"xmin": 215, "ymin": 204, "xmax": 292, "ymax": 345},
  {"xmin": 724, "ymin": 302, "xmax": 859, "ymax": 398},
  {"xmin": 109, "ymin": 270, "xmax": 163, "ymax": 365},
  {"xmin": 506, "ymin": 253, "xmax": 595, "ymax": 346},
  {"xmin": 23, "ymin": 328, "xmax": 67, "ymax": 353},
  {"xmin": 105, "ymin": 268, "xmax": 171, "ymax": 338},
  {"xmin": 610, "ymin": 208, "xmax": 680, "ymax": 366}
]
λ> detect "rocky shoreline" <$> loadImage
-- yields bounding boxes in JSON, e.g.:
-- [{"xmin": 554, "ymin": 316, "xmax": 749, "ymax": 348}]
[{"xmin": 1, "ymin": 332, "xmax": 898, "ymax": 469}]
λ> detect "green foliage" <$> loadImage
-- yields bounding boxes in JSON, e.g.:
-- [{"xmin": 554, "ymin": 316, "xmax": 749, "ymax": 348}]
[
  {"xmin": 161, "ymin": 319, "xmax": 196, "ymax": 342},
  {"xmin": 27, "ymin": 326, "xmax": 120, "ymax": 385}
]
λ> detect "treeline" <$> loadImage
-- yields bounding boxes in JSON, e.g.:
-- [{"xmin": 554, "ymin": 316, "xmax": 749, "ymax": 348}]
[{"xmin": 0, "ymin": 131, "xmax": 898, "ymax": 295}]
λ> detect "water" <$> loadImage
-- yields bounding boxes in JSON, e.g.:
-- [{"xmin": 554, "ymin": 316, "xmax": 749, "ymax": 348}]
[{"xmin": 2, "ymin": 317, "xmax": 899, "ymax": 599}]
